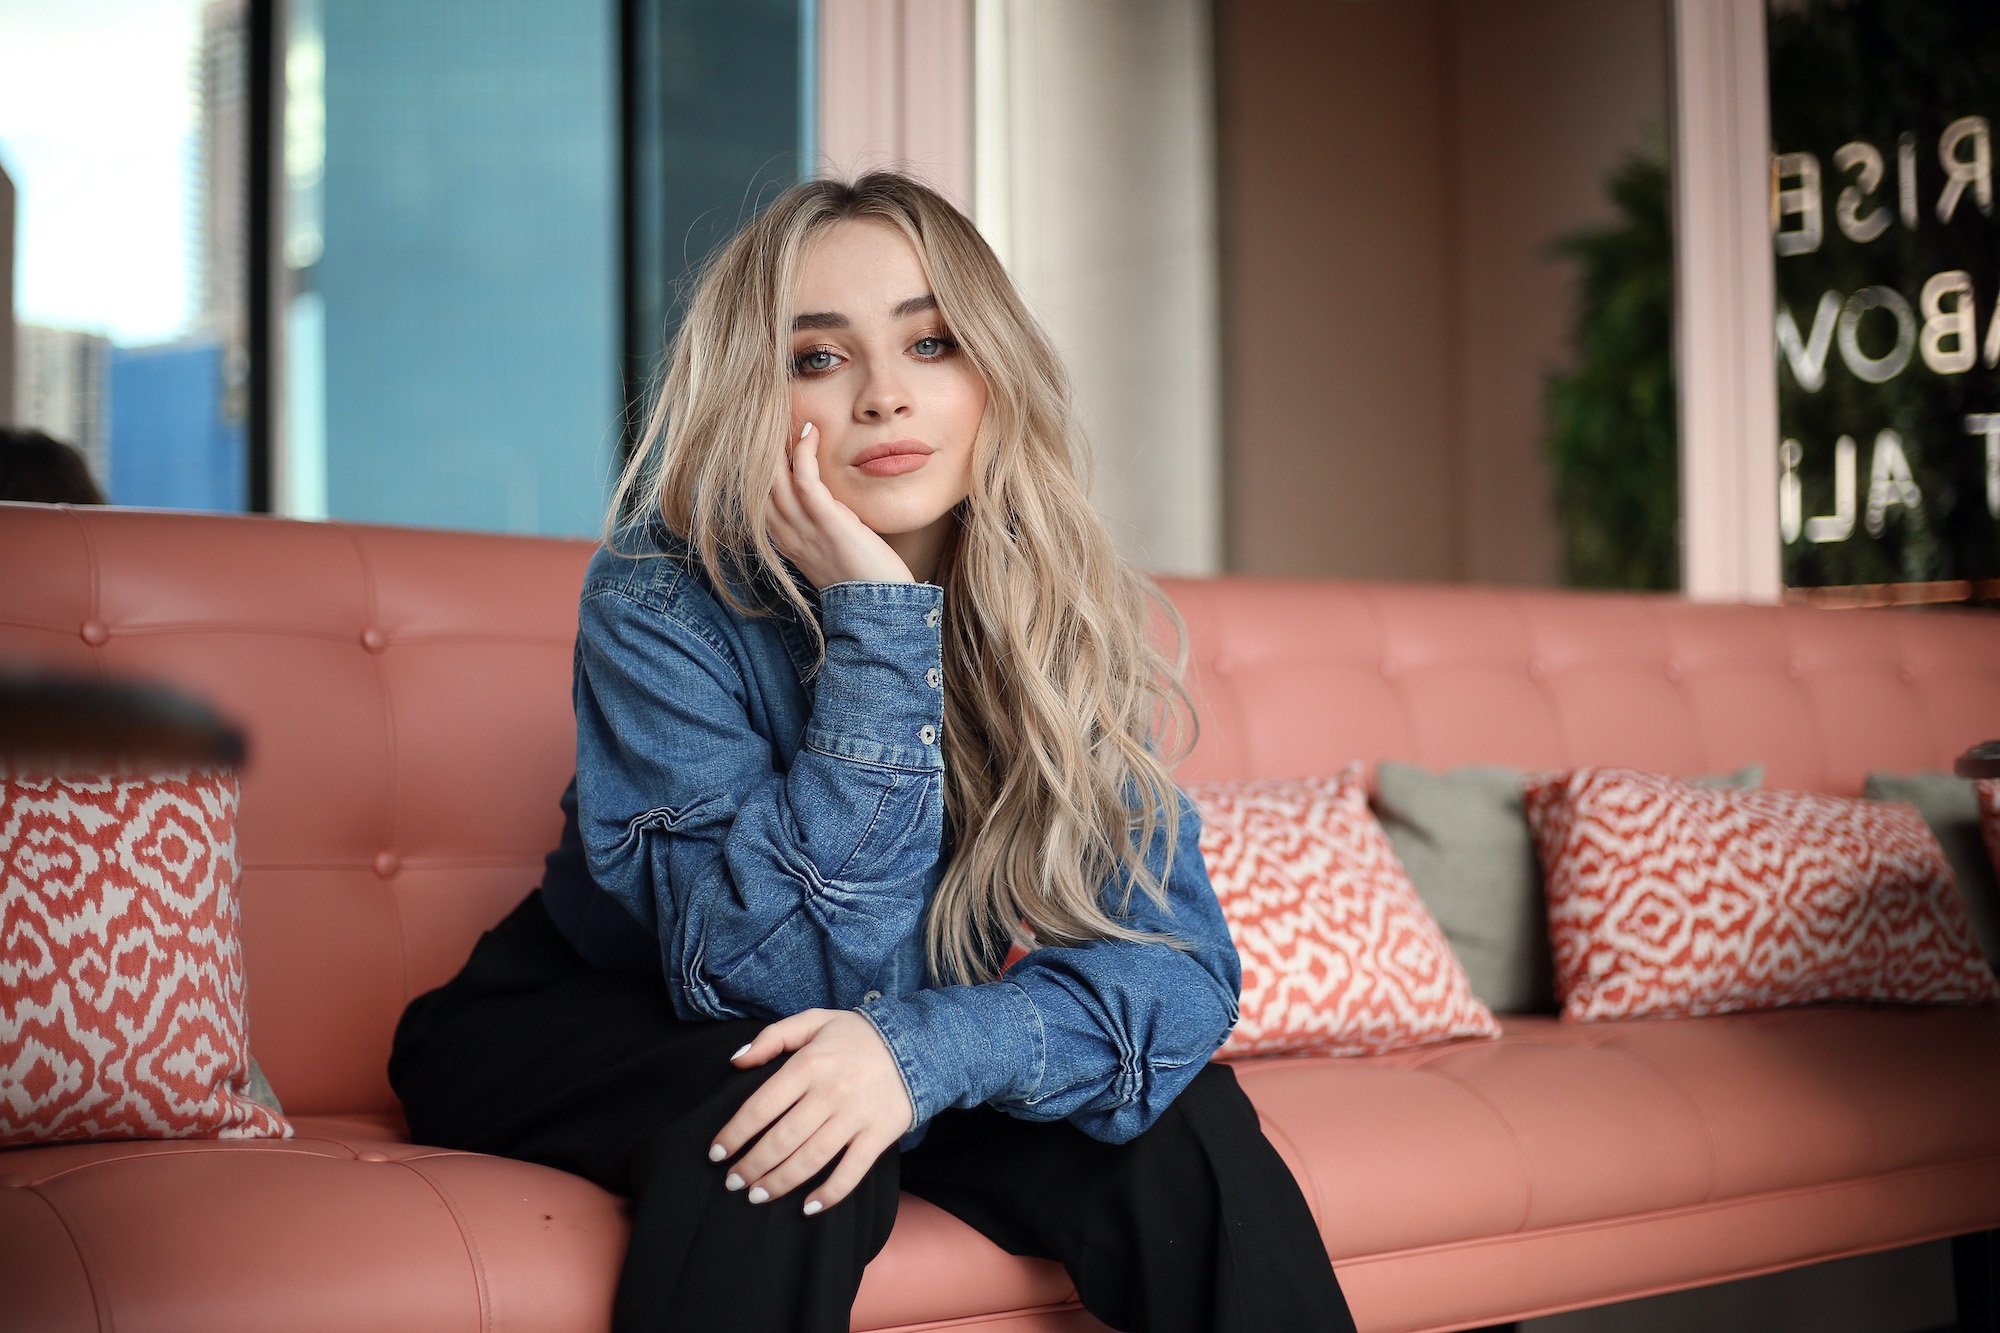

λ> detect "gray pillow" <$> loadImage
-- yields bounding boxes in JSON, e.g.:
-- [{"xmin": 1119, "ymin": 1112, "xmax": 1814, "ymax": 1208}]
[
  {"xmin": 1862, "ymin": 771, "xmax": 2000, "ymax": 976},
  {"xmin": 1374, "ymin": 762, "xmax": 1764, "ymax": 1015},
  {"xmin": 245, "ymin": 1055, "xmax": 285, "ymax": 1117}
]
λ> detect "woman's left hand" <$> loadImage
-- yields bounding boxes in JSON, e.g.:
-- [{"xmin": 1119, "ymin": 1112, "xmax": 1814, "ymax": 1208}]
[{"xmin": 710, "ymin": 1008, "xmax": 915, "ymax": 1214}]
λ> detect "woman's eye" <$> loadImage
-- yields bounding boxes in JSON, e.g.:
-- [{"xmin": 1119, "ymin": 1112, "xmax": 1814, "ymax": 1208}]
[
  {"xmin": 913, "ymin": 335, "xmax": 959, "ymax": 358},
  {"xmin": 792, "ymin": 348, "xmax": 841, "ymax": 376}
]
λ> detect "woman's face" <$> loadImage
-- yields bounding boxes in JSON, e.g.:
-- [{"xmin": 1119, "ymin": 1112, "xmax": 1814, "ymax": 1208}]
[{"xmin": 787, "ymin": 219, "xmax": 986, "ymax": 580}]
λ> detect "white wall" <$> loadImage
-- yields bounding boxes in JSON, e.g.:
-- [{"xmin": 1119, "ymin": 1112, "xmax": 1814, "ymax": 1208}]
[
  {"xmin": 976, "ymin": 0, "xmax": 1224, "ymax": 577},
  {"xmin": 1216, "ymin": 0, "xmax": 1672, "ymax": 586}
]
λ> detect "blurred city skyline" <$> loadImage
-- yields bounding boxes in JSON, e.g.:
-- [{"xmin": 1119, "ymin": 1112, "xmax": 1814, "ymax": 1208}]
[
  {"xmin": 5, "ymin": 0, "xmax": 625, "ymax": 529},
  {"xmin": 0, "ymin": 0, "xmax": 204, "ymax": 345}
]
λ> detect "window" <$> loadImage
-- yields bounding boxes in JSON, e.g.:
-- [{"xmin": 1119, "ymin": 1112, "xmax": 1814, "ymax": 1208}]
[
  {"xmin": 2, "ymin": 0, "xmax": 251, "ymax": 511},
  {"xmin": 279, "ymin": 0, "xmax": 620, "ymax": 535},
  {"xmin": 5, "ymin": 0, "xmax": 817, "ymax": 538},
  {"xmin": 1768, "ymin": 0, "xmax": 2000, "ymax": 605}
]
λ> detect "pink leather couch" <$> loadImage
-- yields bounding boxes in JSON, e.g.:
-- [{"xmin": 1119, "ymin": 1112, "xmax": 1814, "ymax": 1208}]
[{"xmin": 3, "ymin": 501, "xmax": 1997, "ymax": 1332}]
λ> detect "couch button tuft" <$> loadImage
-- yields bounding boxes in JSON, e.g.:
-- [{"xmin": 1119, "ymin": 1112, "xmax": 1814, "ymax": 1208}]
[
  {"xmin": 79, "ymin": 619, "xmax": 109, "ymax": 646},
  {"xmin": 1212, "ymin": 655, "xmax": 1233, "ymax": 675},
  {"xmin": 357, "ymin": 1151, "xmax": 390, "ymax": 1163},
  {"xmin": 373, "ymin": 850, "xmax": 400, "ymax": 879},
  {"xmin": 1663, "ymin": 661, "xmax": 1683, "ymax": 682},
  {"xmin": 1787, "ymin": 661, "xmax": 1806, "ymax": 681},
  {"xmin": 360, "ymin": 626, "xmax": 388, "ymax": 653}
]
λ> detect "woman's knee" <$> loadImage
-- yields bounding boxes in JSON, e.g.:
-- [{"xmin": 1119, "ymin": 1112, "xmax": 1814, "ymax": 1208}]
[{"xmin": 629, "ymin": 1110, "xmax": 902, "ymax": 1243}]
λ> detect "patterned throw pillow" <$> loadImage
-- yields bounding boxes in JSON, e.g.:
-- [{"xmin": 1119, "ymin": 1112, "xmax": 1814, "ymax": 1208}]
[
  {"xmin": 1523, "ymin": 768, "xmax": 1999, "ymax": 1022},
  {"xmin": 1, "ymin": 766, "xmax": 292, "ymax": 1144},
  {"xmin": 1188, "ymin": 768, "xmax": 1501, "ymax": 1059},
  {"xmin": 1375, "ymin": 761, "xmax": 1763, "ymax": 1015}
]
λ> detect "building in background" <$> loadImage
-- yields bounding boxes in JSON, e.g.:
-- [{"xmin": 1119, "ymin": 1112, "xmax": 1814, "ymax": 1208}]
[
  {"xmin": 108, "ymin": 340, "xmax": 243, "ymax": 509},
  {"xmin": 78, "ymin": 0, "xmax": 252, "ymax": 513},
  {"xmin": 1, "ymin": 162, "xmax": 15, "ymax": 426},
  {"xmin": 195, "ymin": 0, "xmax": 253, "ymax": 472},
  {"xmin": 197, "ymin": 0, "xmax": 249, "ymax": 343},
  {"xmin": 6, "ymin": 0, "xmax": 249, "ymax": 511},
  {"xmin": 15, "ymin": 324, "xmax": 112, "ymax": 493}
]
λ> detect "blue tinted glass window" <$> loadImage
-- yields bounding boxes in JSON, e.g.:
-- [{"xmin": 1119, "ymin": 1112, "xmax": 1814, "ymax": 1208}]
[{"xmin": 285, "ymin": 0, "xmax": 619, "ymax": 536}]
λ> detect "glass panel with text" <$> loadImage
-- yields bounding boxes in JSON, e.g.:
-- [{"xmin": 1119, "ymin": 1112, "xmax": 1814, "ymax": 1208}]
[{"xmin": 1770, "ymin": 0, "xmax": 1999, "ymax": 605}]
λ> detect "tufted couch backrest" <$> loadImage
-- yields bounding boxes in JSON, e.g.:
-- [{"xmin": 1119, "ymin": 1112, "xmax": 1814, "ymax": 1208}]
[
  {"xmin": 2, "ymin": 506, "xmax": 590, "ymax": 1120},
  {"xmin": 3, "ymin": 503, "xmax": 1997, "ymax": 1117},
  {"xmin": 1161, "ymin": 577, "xmax": 2000, "ymax": 792}
]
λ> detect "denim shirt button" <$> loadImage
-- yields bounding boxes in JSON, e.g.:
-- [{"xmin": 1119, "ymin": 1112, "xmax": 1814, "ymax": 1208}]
[
  {"xmin": 919, "ymin": 724, "xmax": 936, "ymax": 745},
  {"xmin": 861, "ymin": 990, "xmax": 882, "ymax": 1004},
  {"xmin": 925, "ymin": 667, "xmax": 941, "ymax": 689},
  {"xmin": 923, "ymin": 607, "xmax": 939, "ymax": 628}
]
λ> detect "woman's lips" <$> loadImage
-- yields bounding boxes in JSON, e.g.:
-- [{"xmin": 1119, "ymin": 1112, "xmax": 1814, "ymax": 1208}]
[{"xmin": 854, "ymin": 453, "xmax": 931, "ymax": 476}]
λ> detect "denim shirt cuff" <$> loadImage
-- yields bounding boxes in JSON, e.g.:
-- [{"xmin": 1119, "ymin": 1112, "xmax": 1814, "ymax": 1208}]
[
  {"xmin": 807, "ymin": 582, "xmax": 945, "ymax": 772},
  {"xmin": 855, "ymin": 981, "xmax": 1045, "ymax": 1130}
]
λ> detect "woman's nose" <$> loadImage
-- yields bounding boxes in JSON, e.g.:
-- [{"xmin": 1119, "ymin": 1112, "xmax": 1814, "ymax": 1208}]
[{"xmin": 855, "ymin": 364, "xmax": 912, "ymax": 420}]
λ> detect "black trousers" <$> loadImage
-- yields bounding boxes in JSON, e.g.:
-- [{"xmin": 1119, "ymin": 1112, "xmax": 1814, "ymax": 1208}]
[{"xmin": 387, "ymin": 889, "xmax": 1357, "ymax": 1333}]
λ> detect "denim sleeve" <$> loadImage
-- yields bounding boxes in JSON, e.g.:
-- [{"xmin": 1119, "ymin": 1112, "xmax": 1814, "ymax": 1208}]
[
  {"xmin": 573, "ymin": 576, "xmax": 947, "ymax": 1021},
  {"xmin": 857, "ymin": 785, "xmax": 1243, "ymax": 1144}
]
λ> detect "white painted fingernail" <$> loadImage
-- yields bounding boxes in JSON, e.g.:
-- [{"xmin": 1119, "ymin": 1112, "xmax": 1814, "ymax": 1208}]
[
  {"xmin": 803, "ymin": 1199, "xmax": 823, "ymax": 1216},
  {"xmin": 747, "ymin": 1186, "xmax": 770, "ymax": 1205},
  {"xmin": 730, "ymin": 1043, "xmax": 751, "ymax": 1060},
  {"xmin": 725, "ymin": 1173, "xmax": 745, "ymax": 1191},
  {"xmin": 800, "ymin": 422, "xmax": 811, "ymax": 438},
  {"xmin": 707, "ymin": 1143, "xmax": 727, "ymax": 1163}
]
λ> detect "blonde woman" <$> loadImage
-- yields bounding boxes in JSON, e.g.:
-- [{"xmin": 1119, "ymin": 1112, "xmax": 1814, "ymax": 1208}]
[{"xmin": 388, "ymin": 171, "xmax": 1356, "ymax": 1332}]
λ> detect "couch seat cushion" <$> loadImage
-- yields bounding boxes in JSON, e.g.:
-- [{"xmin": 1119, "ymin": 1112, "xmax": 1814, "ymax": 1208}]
[
  {"xmin": 0, "ymin": 1113, "xmax": 1080, "ymax": 1333},
  {"xmin": 1243, "ymin": 1003, "xmax": 2000, "ymax": 1260},
  {"xmin": 6, "ymin": 1006, "xmax": 1996, "ymax": 1332},
  {"xmin": 0, "ymin": 1116, "xmax": 625, "ymax": 1332}
]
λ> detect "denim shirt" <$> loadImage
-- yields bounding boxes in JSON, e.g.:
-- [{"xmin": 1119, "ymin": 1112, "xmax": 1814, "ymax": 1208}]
[{"xmin": 536, "ymin": 516, "xmax": 1242, "ymax": 1148}]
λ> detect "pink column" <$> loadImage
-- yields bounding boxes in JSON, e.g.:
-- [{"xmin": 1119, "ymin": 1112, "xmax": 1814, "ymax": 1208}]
[{"xmin": 816, "ymin": 0, "xmax": 975, "ymax": 214}]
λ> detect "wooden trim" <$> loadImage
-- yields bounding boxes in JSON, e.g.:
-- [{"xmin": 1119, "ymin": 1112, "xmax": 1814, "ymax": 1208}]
[
  {"xmin": 1782, "ymin": 579, "xmax": 2000, "ymax": 610},
  {"xmin": 1671, "ymin": 0, "xmax": 1782, "ymax": 602}
]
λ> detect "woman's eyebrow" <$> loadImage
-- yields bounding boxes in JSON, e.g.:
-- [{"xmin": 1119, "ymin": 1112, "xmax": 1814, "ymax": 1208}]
[{"xmin": 791, "ymin": 293, "xmax": 937, "ymax": 331}]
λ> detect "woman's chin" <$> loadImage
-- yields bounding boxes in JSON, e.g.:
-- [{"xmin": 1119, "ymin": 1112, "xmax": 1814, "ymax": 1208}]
[{"xmin": 845, "ymin": 498, "xmax": 956, "ymax": 538}]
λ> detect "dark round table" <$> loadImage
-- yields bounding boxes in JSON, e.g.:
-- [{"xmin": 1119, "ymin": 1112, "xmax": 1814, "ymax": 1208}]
[
  {"xmin": 0, "ymin": 668, "xmax": 245, "ymax": 769},
  {"xmin": 1955, "ymin": 741, "xmax": 2000, "ymax": 780}
]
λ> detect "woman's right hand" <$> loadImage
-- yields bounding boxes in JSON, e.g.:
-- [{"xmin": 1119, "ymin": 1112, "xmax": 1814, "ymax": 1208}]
[
  {"xmin": 710, "ymin": 1008, "xmax": 915, "ymax": 1215},
  {"xmin": 767, "ymin": 422, "xmax": 914, "ymax": 588}
]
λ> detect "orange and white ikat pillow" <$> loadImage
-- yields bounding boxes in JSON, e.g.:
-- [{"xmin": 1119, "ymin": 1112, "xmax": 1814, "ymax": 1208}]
[
  {"xmin": 1188, "ymin": 767, "xmax": 1502, "ymax": 1059},
  {"xmin": 1523, "ymin": 768, "xmax": 2000, "ymax": 1022},
  {"xmin": 0, "ymin": 766, "xmax": 291, "ymax": 1145}
]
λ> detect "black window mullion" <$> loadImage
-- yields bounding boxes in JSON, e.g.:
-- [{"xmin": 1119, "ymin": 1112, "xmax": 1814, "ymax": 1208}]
[{"xmin": 247, "ymin": 0, "xmax": 277, "ymax": 513}]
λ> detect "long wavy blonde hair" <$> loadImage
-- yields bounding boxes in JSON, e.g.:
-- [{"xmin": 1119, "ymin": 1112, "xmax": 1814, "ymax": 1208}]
[{"xmin": 605, "ymin": 170, "xmax": 1201, "ymax": 986}]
